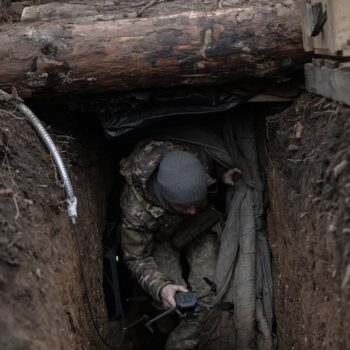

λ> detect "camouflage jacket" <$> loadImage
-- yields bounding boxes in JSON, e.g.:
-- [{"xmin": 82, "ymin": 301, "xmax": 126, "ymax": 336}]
[{"xmin": 120, "ymin": 140, "xmax": 215, "ymax": 301}]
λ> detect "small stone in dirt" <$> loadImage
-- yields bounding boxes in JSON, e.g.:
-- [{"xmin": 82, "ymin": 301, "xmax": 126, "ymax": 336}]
[
  {"xmin": 327, "ymin": 224, "xmax": 337, "ymax": 234},
  {"xmin": 333, "ymin": 159, "xmax": 349, "ymax": 178},
  {"xmin": 295, "ymin": 121, "xmax": 303, "ymax": 139},
  {"xmin": 24, "ymin": 198, "xmax": 34, "ymax": 205},
  {"xmin": 35, "ymin": 268, "xmax": 42, "ymax": 279},
  {"xmin": 288, "ymin": 144, "xmax": 299, "ymax": 151}
]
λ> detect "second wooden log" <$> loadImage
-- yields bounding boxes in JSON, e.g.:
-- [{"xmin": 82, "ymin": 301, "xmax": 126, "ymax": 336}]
[{"xmin": 0, "ymin": 5, "xmax": 307, "ymax": 97}]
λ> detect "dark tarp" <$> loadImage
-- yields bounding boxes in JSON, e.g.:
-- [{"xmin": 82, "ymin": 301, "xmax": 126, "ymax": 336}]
[
  {"xmin": 153, "ymin": 119, "xmax": 276, "ymax": 349},
  {"xmin": 68, "ymin": 86, "xmax": 243, "ymax": 139}
]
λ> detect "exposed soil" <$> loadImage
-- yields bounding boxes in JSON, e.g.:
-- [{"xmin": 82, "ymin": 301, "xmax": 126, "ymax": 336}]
[
  {"xmin": 1, "ymin": 1, "xmax": 349, "ymax": 349},
  {"xmin": 0, "ymin": 102, "xmax": 114, "ymax": 349},
  {"xmin": 265, "ymin": 93, "xmax": 350, "ymax": 349},
  {"xmin": 1, "ymin": 91, "xmax": 350, "ymax": 350}
]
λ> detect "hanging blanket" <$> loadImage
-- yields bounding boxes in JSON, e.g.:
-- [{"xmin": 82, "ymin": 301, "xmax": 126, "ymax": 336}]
[{"xmin": 155, "ymin": 115, "xmax": 276, "ymax": 350}]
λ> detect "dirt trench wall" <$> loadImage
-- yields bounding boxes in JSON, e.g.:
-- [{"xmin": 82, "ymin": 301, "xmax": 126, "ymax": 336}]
[
  {"xmin": 0, "ymin": 105, "xmax": 111, "ymax": 349},
  {"xmin": 265, "ymin": 94, "xmax": 350, "ymax": 349}
]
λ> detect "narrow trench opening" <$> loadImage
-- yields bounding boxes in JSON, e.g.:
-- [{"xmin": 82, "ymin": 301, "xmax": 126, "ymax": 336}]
[
  {"xmin": 24, "ymin": 91, "xmax": 289, "ymax": 350},
  {"xmin": 0, "ymin": 1, "xmax": 349, "ymax": 347},
  {"xmin": 3, "ymin": 87, "xmax": 349, "ymax": 349}
]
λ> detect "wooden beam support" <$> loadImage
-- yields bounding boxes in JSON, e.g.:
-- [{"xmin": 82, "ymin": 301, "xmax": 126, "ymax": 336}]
[
  {"xmin": 305, "ymin": 60, "xmax": 350, "ymax": 106},
  {"xmin": 0, "ymin": 5, "xmax": 307, "ymax": 97}
]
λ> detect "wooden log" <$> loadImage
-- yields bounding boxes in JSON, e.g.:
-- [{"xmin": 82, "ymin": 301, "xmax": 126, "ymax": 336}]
[
  {"xmin": 20, "ymin": 2, "xmax": 135, "ymax": 23},
  {"xmin": 21, "ymin": 3, "xmax": 99, "ymax": 22},
  {"xmin": 0, "ymin": 5, "xmax": 307, "ymax": 97}
]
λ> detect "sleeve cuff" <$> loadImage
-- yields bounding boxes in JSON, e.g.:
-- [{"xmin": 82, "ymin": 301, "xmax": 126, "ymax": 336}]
[{"xmin": 149, "ymin": 278, "xmax": 174, "ymax": 302}]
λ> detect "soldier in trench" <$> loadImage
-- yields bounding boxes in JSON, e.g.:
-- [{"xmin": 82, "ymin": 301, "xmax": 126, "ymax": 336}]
[{"xmin": 120, "ymin": 140, "xmax": 241, "ymax": 349}]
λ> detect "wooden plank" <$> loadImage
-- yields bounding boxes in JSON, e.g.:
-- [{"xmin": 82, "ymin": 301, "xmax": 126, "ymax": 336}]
[
  {"xmin": 305, "ymin": 62, "xmax": 350, "ymax": 106},
  {"xmin": 301, "ymin": 0, "xmax": 314, "ymax": 52},
  {"xmin": 328, "ymin": 0, "xmax": 350, "ymax": 53},
  {"xmin": 248, "ymin": 94, "xmax": 292, "ymax": 102},
  {"xmin": 301, "ymin": 0, "xmax": 350, "ymax": 56}
]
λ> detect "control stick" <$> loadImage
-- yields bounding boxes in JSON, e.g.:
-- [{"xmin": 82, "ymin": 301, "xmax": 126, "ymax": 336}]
[{"xmin": 145, "ymin": 291, "xmax": 198, "ymax": 333}]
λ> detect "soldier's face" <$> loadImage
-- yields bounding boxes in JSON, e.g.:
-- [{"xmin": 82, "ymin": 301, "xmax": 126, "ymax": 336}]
[{"xmin": 170, "ymin": 197, "xmax": 207, "ymax": 216}]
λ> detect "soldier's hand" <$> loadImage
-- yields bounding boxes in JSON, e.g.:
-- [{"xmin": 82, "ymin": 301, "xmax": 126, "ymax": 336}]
[
  {"xmin": 160, "ymin": 284, "xmax": 188, "ymax": 309},
  {"xmin": 222, "ymin": 167, "xmax": 242, "ymax": 186}
]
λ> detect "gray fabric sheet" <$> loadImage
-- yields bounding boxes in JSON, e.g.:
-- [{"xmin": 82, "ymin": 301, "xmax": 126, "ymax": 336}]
[{"xmin": 155, "ymin": 116, "xmax": 275, "ymax": 349}]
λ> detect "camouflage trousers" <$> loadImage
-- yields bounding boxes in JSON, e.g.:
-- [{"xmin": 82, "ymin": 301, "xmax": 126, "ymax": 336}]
[{"xmin": 153, "ymin": 232, "xmax": 219, "ymax": 350}]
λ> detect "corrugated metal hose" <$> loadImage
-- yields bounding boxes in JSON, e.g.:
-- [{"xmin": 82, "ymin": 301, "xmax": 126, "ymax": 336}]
[
  {"xmin": 15, "ymin": 102, "xmax": 78, "ymax": 224},
  {"xmin": 0, "ymin": 88, "xmax": 77, "ymax": 224}
]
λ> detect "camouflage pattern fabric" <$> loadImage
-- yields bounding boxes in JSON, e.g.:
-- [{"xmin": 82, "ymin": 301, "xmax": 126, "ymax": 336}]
[
  {"xmin": 154, "ymin": 233, "xmax": 219, "ymax": 350},
  {"xmin": 120, "ymin": 140, "xmax": 216, "ymax": 301}
]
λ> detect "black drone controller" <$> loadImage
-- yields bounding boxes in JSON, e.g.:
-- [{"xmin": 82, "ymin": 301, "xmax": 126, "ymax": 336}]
[
  {"xmin": 124, "ymin": 278, "xmax": 234, "ymax": 334},
  {"xmin": 175, "ymin": 291, "xmax": 198, "ymax": 313},
  {"xmin": 144, "ymin": 291, "xmax": 198, "ymax": 333}
]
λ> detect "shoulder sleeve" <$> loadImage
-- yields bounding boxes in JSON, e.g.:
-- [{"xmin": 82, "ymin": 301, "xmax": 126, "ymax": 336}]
[{"xmin": 120, "ymin": 183, "xmax": 173, "ymax": 301}]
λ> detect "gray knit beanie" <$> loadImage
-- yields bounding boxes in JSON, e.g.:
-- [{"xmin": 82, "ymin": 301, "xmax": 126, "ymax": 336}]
[{"xmin": 156, "ymin": 150, "xmax": 207, "ymax": 204}]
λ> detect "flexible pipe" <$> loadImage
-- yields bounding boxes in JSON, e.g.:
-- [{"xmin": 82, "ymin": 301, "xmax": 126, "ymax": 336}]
[{"xmin": 14, "ymin": 101, "xmax": 77, "ymax": 224}]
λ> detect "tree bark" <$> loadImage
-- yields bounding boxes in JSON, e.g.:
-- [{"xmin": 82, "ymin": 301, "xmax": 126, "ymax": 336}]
[
  {"xmin": 0, "ymin": 5, "xmax": 306, "ymax": 97},
  {"xmin": 20, "ymin": 3, "xmax": 99, "ymax": 22},
  {"xmin": 20, "ymin": 2, "xmax": 136, "ymax": 23}
]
